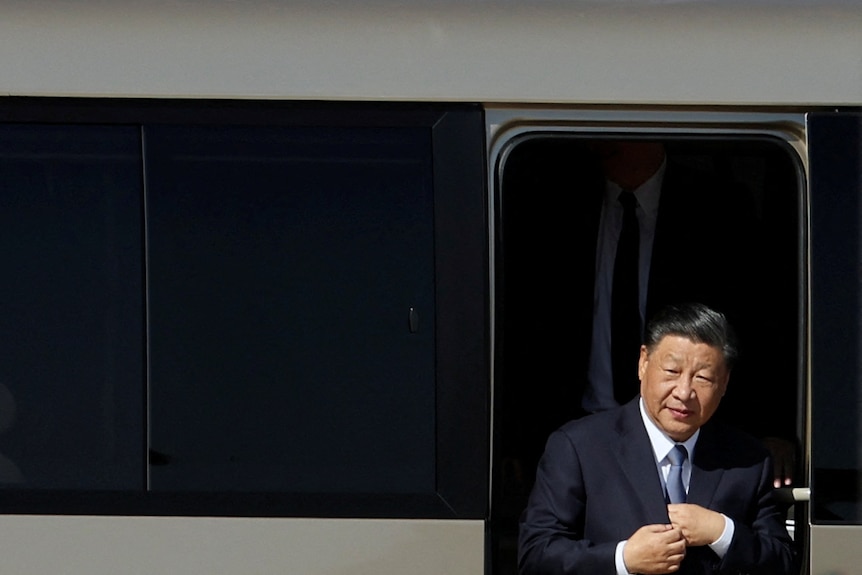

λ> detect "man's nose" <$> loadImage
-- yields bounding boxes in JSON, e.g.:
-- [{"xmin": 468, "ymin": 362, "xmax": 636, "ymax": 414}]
[{"xmin": 674, "ymin": 377, "xmax": 696, "ymax": 400}]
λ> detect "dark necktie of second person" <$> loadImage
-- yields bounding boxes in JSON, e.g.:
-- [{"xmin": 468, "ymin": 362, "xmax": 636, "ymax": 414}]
[{"xmin": 611, "ymin": 189, "xmax": 641, "ymax": 404}]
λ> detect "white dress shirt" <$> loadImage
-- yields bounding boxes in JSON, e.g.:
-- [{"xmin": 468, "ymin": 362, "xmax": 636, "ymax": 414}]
[
  {"xmin": 582, "ymin": 160, "xmax": 664, "ymax": 413},
  {"xmin": 613, "ymin": 398, "xmax": 734, "ymax": 575}
]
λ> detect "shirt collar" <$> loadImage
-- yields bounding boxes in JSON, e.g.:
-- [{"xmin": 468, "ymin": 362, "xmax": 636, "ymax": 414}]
[
  {"xmin": 603, "ymin": 155, "xmax": 666, "ymax": 220},
  {"xmin": 638, "ymin": 396, "xmax": 698, "ymax": 463}
]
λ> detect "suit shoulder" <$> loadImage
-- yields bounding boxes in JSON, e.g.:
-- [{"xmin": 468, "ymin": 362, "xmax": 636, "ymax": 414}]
[
  {"xmin": 555, "ymin": 405, "xmax": 625, "ymax": 438},
  {"xmin": 663, "ymin": 158, "xmax": 754, "ymax": 207},
  {"xmin": 701, "ymin": 419, "xmax": 772, "ymax": 463}
]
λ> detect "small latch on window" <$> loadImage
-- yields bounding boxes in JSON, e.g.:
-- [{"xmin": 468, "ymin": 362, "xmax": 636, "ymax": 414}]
[{"xmin": 408, "ymin": 307, "xmax": 420, "ymax": 333}]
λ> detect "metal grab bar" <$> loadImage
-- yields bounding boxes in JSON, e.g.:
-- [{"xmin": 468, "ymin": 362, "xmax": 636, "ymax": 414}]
[{"xmin": 775, "ymin": 487, "xmax": 810, "ymax": 503}]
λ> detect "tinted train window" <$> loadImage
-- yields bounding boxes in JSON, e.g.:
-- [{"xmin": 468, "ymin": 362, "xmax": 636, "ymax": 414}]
[
  {"xmin": 809, "ymin": 113, "xmax": 862, "ymax": 524},
  {"xmin": 0, "ymin": 125, "xmax": 144, "ymax": 489},
  {"xmin": 145, "ymin": 125, "xmax": 436, "ymax": 493},
  {"xmin": 0, "ymin": 101, "xmax": 487, "ymax": 518}
]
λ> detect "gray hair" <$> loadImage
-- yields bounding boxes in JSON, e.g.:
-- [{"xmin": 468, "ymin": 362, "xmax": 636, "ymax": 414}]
[{"xmin": 643, "ymin": 302, "xmax": 739, "ymax": 369}]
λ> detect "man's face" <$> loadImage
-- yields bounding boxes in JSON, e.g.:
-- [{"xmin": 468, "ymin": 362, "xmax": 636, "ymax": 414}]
[{"xmin": 638, "ymin": 335, "xmax": 729, "ymax": 441}]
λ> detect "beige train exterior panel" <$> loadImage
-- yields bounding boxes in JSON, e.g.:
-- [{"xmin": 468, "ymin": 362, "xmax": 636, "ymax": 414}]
[
  {"xmin": 0, "ymin": 515, "xmax": 485, "ymax": 575},
  {"xmin": 0, "ymin": 1, "xmax": 860, "ymax": 106}
]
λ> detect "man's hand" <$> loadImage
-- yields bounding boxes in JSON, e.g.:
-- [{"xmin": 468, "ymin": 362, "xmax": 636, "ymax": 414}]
[
  {"xmin": 667, "ymin": 504, "xmax": 725, "ymax": 547},
  {"xmin": 623, "ymin": 523, "xmax": 686, "ymax": 574},
  {"xmin": 762, "ymin": 436, "xmax": 796, "ymax": 487}
]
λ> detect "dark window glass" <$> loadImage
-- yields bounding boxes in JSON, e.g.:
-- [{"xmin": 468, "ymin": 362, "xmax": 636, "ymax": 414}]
[
  {"xmin": 0, "ymin": 125, "xmax": 144, "ymax": 489},
  {"xmin": 0, "ymin": 100, "xmax": 487, "ymax": 519},
  {"xmin": 809, "ymin": 112, "xmax": 862, "ymax": 524},
  {"xmin": 144, "ymin": 125, "xmax": 437, "ymax": 493}
]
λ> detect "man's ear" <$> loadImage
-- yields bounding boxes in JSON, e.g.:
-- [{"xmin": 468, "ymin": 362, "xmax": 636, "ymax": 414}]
[
  {"xmin": 637, "ymin": 345, "xmax": 648, "ymax": 380},
  {"xmin": 719, "ymin": 370, "xmax": 731, "ymax": 397}
]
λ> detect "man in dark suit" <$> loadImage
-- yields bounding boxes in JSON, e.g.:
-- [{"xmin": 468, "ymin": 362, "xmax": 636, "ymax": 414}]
[
  {"xmin": 574, "ymin": 140, "xmax": 760, "ymax": 413},
  {"xmin": 517, "ymin": 302, "xmax": 798, "ymax": 575}
]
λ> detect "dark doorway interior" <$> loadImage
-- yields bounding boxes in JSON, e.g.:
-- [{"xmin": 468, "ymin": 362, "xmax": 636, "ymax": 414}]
[{"xmin": 491, "ymin": 134, "xmax": 803, "ymax": 575}]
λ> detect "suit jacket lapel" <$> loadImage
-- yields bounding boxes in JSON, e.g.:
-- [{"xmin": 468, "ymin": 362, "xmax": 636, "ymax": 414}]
[
  {"xmin": 582, "ymin": 175, "xmax": 604, "ymax": 294},
  {"xmin": 575, "ymin": 180, "xmax": 605, "ymax": 372},
  {"xmin": 687, "ymin": 423, "xmax": 725, "ymax": 507},
  {"xmin": 613, "ymin": 400, "xmax": 673, "ymax": 522},
  {"xmin": 645, "ymin": 162, "xmax": 682, "ymax": 322}
]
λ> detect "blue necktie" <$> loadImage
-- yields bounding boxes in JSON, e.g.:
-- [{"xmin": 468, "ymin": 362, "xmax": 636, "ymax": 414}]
[{"xmin": 666, "ymin": 444, "xmax": 688, "ymax": 504}]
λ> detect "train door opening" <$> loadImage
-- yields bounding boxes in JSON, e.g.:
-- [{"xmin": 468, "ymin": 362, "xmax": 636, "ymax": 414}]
[{"xmin": 490, "ymin": 128, "xmax": 805, "ymax": 575}]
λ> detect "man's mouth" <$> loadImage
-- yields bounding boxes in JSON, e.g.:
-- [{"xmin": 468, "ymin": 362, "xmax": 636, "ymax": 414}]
[{"xmin": 667, "ymin": 406, "xmax": 691, "ymax": 418}]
